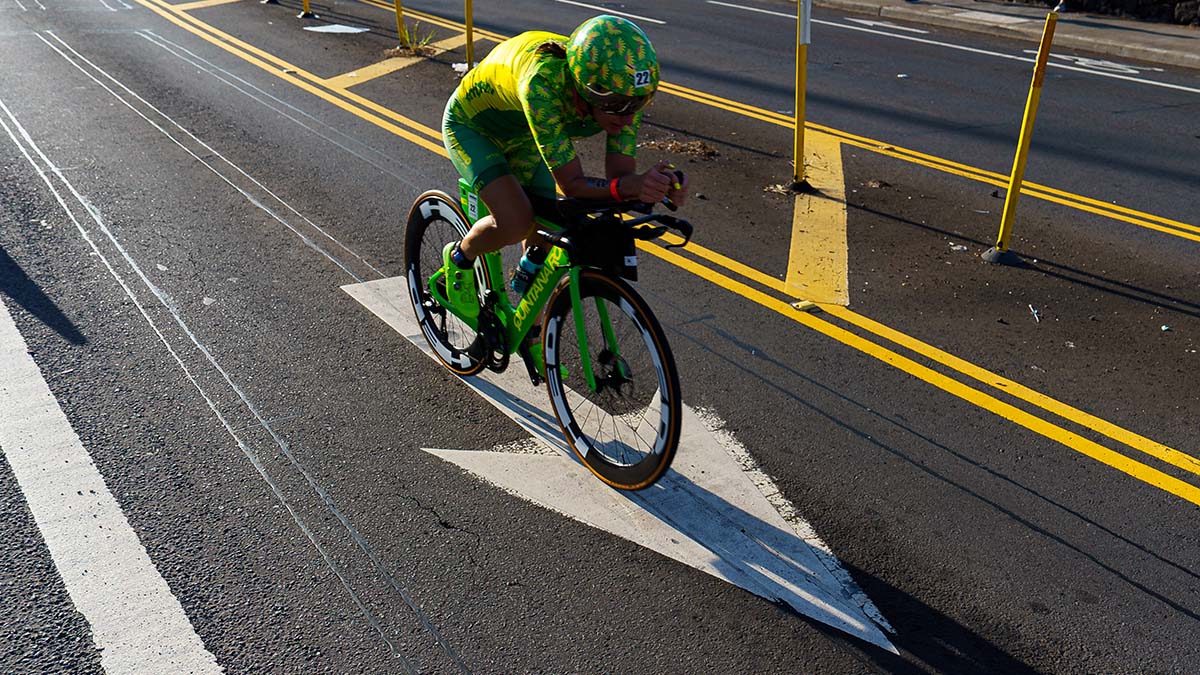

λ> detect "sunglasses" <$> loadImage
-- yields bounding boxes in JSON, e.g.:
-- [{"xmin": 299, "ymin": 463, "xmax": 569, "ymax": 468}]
[
  {"xmin": 584, "ymin": 83, "xmax": 653, "ymax": 116},
  {"xmin": 595, "ymin": 95, "xmax": 652, "ymax": 116}
]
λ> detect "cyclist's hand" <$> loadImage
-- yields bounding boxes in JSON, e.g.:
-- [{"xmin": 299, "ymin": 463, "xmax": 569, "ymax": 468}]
[
  {"xmin": 633, "ymin": 160, "xmax": 673, "ymax": 203},
  {"xmin": 666, "ymin": 167, "xmax": 689, "ymax": 207}
]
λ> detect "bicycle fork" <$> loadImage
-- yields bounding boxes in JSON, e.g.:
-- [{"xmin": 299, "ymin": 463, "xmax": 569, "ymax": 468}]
[{"xmin": 569, "ymin": 269, "xmax": 625, "ymax": 394}]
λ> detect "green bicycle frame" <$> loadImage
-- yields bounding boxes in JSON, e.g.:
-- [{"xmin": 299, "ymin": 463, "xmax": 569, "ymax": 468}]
[{"xmin": 437, "ymin": 179, "xmax": 624, "ymax": 392}]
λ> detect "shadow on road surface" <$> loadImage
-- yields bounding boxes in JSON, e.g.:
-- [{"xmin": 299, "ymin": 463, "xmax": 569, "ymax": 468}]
[{"xmin": 0, "ymin": 244, "xmax": 86, "ymax": 345}]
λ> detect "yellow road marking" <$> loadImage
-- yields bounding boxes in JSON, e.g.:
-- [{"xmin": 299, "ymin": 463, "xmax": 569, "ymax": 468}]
[
  {"xmin": 173, "ymin": 0, "xmax": 240, "ymax": 10},
  {"xmin": 131, "ymin": 0, "xmax": 1200, "ymax": 504},
  {"xmin": 324, "ymin": 33, "xmax": 468, "ymax": 89},
  {"xmin": 637, "ymin": 240, "xmax": 1200, "ymax": 507},
  {"xmin": 787, "ymin": 131, "xmax": 848, "ymax": 304},
  {"xmin": 322, "ymin": 1, "xmax": 1200, "ymax": 243},
  {"xmin": 660, "ymin": 81, "xmax": 1200, "ymax": 241},
  {"xmin": 659, "ymin": 229, "xmax": 1200, "ymax": 481},
  {"xmin": 135, "ymin": 0, "xmax": 448, "ymax": 156},
  {"xmin": 818, "ymin": 304, "xmax": 1200, "ymax": 478}
]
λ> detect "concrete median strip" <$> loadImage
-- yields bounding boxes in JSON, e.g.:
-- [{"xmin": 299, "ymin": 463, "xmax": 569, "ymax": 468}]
[{"xmin": 0, "ymin": 299, "xmax": 221, "ymax": 674}]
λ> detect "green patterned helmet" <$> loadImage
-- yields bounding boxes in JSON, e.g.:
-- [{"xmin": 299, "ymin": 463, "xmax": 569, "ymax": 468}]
[{"xmin": 566, "ymin": 15, "xmax": 659, "ymax": 116}]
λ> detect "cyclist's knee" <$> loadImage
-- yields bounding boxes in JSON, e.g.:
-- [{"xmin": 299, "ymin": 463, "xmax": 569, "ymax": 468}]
[
  {"xmin": 480, "ymin": 175, "xmax": 534, "ymax": 246},
  {"xmin": 492, "ymin": 210, "xmax": 535, "ymax": 245}
]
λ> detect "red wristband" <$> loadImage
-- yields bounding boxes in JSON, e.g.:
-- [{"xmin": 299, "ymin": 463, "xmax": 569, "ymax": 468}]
[{"xmin": 609, "ymin": 177, "xmax": 621, "ymax": 202}]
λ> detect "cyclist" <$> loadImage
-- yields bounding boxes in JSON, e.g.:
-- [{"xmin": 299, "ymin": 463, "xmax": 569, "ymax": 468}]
[{"xmin": 440, "ymin": 14, "xmax": 689, "ymax": 318}]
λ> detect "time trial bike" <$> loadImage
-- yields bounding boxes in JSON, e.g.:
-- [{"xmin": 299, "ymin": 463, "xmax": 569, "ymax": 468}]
[{"xmin": 403, "ymin": 179, "xmax": 693, "ymax": 490}]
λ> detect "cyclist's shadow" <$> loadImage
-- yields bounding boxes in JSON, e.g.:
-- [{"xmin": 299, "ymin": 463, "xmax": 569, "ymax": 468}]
[
  {"xmin": 458, "ymin": 367, "xmax": 573, "ymax": 455},
  {"xmin": 461, "ymin": 367, "xmax": 898, "ymax": 649},
  {"xmin": 458, "ymin": 367, "xmax": 1037, "ymax": 667},
  {"xmin": 620, "ymin": 468, "xmax": 1039, "ymax": 672}
]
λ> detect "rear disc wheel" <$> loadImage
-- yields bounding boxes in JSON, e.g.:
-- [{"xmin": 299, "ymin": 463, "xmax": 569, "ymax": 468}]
[{"xmin": 404, "ymin": 191, "xmax": 488, "ymax": 376}]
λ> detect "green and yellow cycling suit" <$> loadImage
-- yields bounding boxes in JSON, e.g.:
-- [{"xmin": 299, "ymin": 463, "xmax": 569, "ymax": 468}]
[{"xmin": 443, "ymin": 31, "xmax": 641, "ymax": 199}]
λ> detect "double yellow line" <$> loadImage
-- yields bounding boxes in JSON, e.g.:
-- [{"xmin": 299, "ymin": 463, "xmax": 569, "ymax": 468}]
[
  {"xmin": 643, "ymin": 232, "xmax": 1200, "ymax": 506},
  {"xmin": 659, "ymin": 82, "xmax": 1200, "ymax": 243},
  {"xmin": 139, "ymin": 0, "xmax": 1200, "ymax": 506},
  {"xmin": 388, "ymin": 2, "xmax": 1199, "ymax": 244}
]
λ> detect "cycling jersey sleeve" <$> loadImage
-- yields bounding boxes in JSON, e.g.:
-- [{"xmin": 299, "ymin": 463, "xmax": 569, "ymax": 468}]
[{"xmin": 520, "ymin": 65, "xmax": 577, "ymax": 171}]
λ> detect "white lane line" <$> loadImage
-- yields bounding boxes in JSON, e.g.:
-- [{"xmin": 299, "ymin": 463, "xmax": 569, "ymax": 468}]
[
  {"xmin": 14, "ymin": 0, "xmax": 29, "ymax": 11},
  {"xmin": 0, "ymin": 97, "xmax": 419, "ymax": 670},
  {"xmin": 845, "ymin": 17, "xmax": 929, "ymax": 34},
  {"xmin": 135, "ymin": 30, "xmax": 424, "ymax": 192},
  {"xmin": 950, "ymin": 9, "xmax": 1030, "ymax": 25},
  {"xmin": 551, "ymin": 0, "xmax": 665, "ymax": 24},
  {"xmin": 704, "ymin": 0, "xmax": 1200, "ymax": 94},
  {"xmin": 706, "ymin": 0, "xmax": 794, "ymax": 18},
  {"xmin": 7, "ymin": 36, "xmax": 469, "ymax": 671},
  {"xmin": 40, "ymin": 30, "xmax": 384, "ymax": 281},
  {"xmin": 0, "ymin": 300, "xmax": 221, "ymax": 673}
]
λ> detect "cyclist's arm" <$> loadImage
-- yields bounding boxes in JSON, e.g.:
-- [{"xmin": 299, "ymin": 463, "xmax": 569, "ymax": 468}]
[
  {"xmin": 610, "ymin": 148, "xmax": 690, "ymax": 207},
  {"xmin": 553, "ymin": 156, "xmax": 674, "ymax": 203},
  {"xmin": 553, "ymin": 157, "xmax": 621, "ymax": 200}
]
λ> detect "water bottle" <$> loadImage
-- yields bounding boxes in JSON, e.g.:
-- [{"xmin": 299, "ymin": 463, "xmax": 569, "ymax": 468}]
[{"xmin": 510, "ymin": 246, "xmax": 547, "ymax": 296}]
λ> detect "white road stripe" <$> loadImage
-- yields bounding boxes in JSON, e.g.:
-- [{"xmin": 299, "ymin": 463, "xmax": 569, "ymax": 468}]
[
  {"xmin": 551, "ymin": 0, "xmax": 666, "ymax": 24},
  {"xmin": 845, "ymin": 17, "xmax": 929, "ymax": 33},
  {"xmin": 0, "ymin": 298, "xmax": 221, "ymax": 674},
  {"xmin": 0, "ymin": 93, "xmax": 416, "ymax": 665},
  {"xmin": 1, "ymin": 41, "xmax": 464, "ymax": 665},
  {"xmin": 39, "ymin": 30, "xmax": 378, "ymax": 282},
  {"xmin": 705, "ymin": 0, "xmax": 1200, "ymax": 94}
]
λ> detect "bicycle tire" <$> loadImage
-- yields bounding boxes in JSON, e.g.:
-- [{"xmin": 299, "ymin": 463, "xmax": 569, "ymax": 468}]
[
  {"xmin": 404, "ymin": 190, "xmax": 489, "ymax": 376},
  {"xmin": 543, "ymin": 270, "xmax": 682, "ymax": 490}
]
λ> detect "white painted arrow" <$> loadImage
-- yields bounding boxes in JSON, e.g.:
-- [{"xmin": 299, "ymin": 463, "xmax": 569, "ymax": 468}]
[
  {"xmin": 844, "ymin": 18, "xmax": 930, "ymax": 34},
  {"xmin": 343, "ymin": 277, "xmax": 896, "ymax": 652}
]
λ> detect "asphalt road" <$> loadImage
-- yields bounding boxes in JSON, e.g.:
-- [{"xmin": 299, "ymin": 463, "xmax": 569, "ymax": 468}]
[{"xmin": 1, "ymin": 0, "xmax": 1197, "ymax": 673}]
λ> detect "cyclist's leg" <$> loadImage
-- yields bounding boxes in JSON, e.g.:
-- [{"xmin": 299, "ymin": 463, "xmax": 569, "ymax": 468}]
[
  {"xmin": 459, "ymin": 140, "xmax": 552, "ymax": 260},
  {"xmin": 516, "ymin": 158, "xmax": 557, "ymax": 252},
  {"xmin": 444, "ymin": 99, "xmax": 519, "ymax": 255},
  {"xmin": 441, "ymin": 102, "xmax": 515, "ymax": 312},
  {"xmin": 461, "ymin": 174, "xmax": 534, "ymax": 258}
]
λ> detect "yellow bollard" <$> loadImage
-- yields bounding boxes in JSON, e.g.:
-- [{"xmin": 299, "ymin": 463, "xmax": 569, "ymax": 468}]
[
  {"xmin": 792, "ymin": 0, "xmax": 811, "ymax": 189},
  {"xmin": 984, "ymin": 3, "xmax": 1061, "ymax": 265},
  {"xmin": 297, "ymin": 0, "xmax": 315, "ymax": 18},
  {"xmin": 394, "ymin": 0, "xmax": 407, "ymax": 47},
  {"xmin": 465, "ymin": 0, "xmax": 475, "ymax": 69}
]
